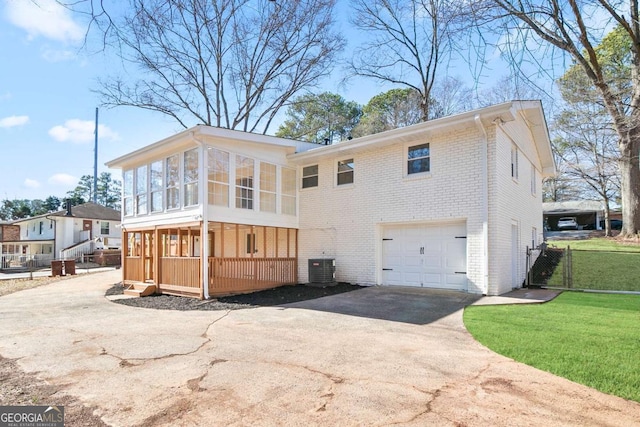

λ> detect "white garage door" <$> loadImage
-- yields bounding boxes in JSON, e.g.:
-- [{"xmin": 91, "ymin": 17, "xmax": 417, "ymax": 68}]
[{"xmin": 382, "ymin": 222, "xmax": 467, "ymax": 290}]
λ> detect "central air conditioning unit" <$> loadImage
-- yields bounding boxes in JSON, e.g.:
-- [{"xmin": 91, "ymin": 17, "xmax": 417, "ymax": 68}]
[{"xmin": 308, "ymin": 258, "xmax": 335, "ymax": 284}]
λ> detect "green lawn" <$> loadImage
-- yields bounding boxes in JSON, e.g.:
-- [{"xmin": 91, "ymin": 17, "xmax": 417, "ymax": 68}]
[
  {"xmin": 464, "ymin": 292, "xmax": 640, "ymax": 402},
  {"xmin": 544, "ymin": 238, "xmax": 640, "ymax": 291},
  {"xmin": 549, "ymin": 237, "xmax": 640, "ymax": 252}
]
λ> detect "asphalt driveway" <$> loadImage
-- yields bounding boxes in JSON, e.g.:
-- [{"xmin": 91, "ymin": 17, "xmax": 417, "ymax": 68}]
[{"xmin": 0, "ymin": 271, "xmax": 638, "ymax": 426}]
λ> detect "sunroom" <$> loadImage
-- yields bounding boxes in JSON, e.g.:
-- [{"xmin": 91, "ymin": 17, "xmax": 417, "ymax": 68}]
[{"xmin": 107, "ymin": 126, "xmax": 315, "ymax": 299}]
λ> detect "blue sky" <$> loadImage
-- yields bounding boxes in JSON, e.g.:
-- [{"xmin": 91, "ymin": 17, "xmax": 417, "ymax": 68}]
[{"xmin": 0, "ymin": 0, "xmax": 517, "ymax": 202}]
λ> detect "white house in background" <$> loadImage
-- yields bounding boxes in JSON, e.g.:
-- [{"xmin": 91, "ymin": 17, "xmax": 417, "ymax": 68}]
[
  {"xmin": 107, "ymin": 100, "xmax": 554, "ymax": 298},
  {"xmin": 1, "ymin": 202, "xmax": 122, "ymax": 267}
]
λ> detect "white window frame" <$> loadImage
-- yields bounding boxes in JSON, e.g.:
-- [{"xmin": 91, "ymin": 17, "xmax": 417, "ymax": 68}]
[
  {"xmin": 101, "ymin": 221, "xmax": 110, "ymax": 235},
  {"xmin": 406, "ymin": 143, "xmax": 431, "ymax": 176},
  {"xmin": 208, "ymin": 148, "xmax": 230, "ymax": 207},
  {"xmin": 511, "ymin": 144, "xmax": 519, "ymax": 181},
  {"xmin": 531, "ymin": 163, "xmax": 537, "ymax": 195},
  {"xmin": 235, "ymin": 155, "xmax": 255, "ymax": 210},
  {"xmin": 150, "ymin": 160, "xmax": 164, "ymax": 213},
  {"xmin": 302, "ymin": 165, "xmax": 319, "ymax": 189},
  {"xmin": 260, "ymin": 162, "xmax": 277, "ymax": 213},
  {"xmin": 336, "ymin": 158, "xmax": 354, "ymax": 186},
  {"xmin": 281, "ymin": 167, "xmax": 296, "ymax": 215},
  {"xmin": 165, "ymin": 154, "xmax": 181, "ymax": 211},
  {"xmin": 184, "ymin": 149, "xmax": 199, "ymax": 207},
  {"xmin": 135, "ymin": 165, "xmax": 148, "ymax": 215}
]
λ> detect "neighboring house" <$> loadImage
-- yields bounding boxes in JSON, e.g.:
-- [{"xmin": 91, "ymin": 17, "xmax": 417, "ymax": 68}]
[
  {"xmin": 543, "ymin": 201, "xmax": 605, "ymax": 230},
  {"xmin": 0, "ymin": 202, "xmax": 121, "ymax": 268},
  {"xmin": 106, "ymin": 100, "xmax": 554, "ymax": 298}
]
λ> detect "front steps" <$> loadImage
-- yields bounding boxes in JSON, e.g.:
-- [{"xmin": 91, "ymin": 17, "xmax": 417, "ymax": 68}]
[{"xmin": 123, "ymin": 282, "xmax": 157, "ymax": 297}]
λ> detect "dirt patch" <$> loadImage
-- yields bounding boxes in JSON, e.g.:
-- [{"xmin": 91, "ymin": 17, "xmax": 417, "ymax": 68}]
[
  {"xmin": 107, "ymin": 282, "xmax": 363, "ymax": 311},
  {"xmin": 0, "ymin": 355, "xmax": 108, "ymax": 427},
  {"xmin": 0, "ymin": 276, "xmax": 74, "ymax": 297}
]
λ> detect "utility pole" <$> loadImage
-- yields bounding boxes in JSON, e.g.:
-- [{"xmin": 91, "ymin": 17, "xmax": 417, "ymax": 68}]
[{"xmin": 93, "ymin": 107, "xmax": 98, "ymax": 204}]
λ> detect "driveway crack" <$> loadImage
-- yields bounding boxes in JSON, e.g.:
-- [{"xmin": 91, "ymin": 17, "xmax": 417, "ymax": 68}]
[{"xmin": 100, "ymin": 311, "xmax": 231, "ymax": 367}]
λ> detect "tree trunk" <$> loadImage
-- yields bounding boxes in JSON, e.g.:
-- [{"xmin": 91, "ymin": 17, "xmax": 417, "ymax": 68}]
[
  {"xmin": 618, "ymin": 126, "xmax": 640, "ymax": 236},
  {"xmin": 603, "ymin": 200, "xmax": 611, "ymax": 237}
]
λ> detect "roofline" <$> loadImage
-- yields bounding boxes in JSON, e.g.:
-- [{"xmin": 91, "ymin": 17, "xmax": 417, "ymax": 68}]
[
  {"xmin": 106, "ymin": 125, "xmax": 302, "ymax": 168},
  {"xmin": 287, "ymin": 100, "xmax": 555, "ymax": 176}
]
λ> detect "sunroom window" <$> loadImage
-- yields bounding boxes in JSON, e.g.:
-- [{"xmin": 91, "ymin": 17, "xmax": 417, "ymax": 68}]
[
  {"xmin": 260, "ymin": 162, "xmax": 277, "ymax": 213},
  {"xmin": 166, "ymin": 154, "xmax": 180, "ymax": 210},
  {"xmin": 236, "ymin": 155, "xmax": 254, "ymax": 209},
  {"xmin": 135, "ymin": 165, "xmax": 148, "ymax": 215},
  {"xmin": 150, "ymin": 160, "xmax": 163, "ymax": 212},
  {"xmin": 184, "ymin": 149, "xmax": 199, "ymax": 206},
  {"xmin": 123, "ymin": 170, "xmax": 133, "ymax": 216},
  {"xmin": 208, "ymin": 148, "xmax": 229, "ymax": 207}
]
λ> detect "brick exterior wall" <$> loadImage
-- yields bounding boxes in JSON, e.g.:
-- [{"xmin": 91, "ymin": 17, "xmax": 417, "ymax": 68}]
[
  {"xmin": 0, "ymin": 225, "xmax": 20, "ymax": 242},
  {"xmin": 297, "ymin": 117, "xmax": 544, "ymax": 296},
  {"xmin": 488, "ymin": 122, "xmax": 544, "ymax": 295},
  {"xmin": 298, "ymin": 124, "xmax": 487, "ymax": 293}
]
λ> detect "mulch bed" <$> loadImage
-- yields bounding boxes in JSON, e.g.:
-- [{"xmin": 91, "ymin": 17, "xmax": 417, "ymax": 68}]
[{"xmin": 107, "ymin": 282, "xmax": 363, "ymax": 311}]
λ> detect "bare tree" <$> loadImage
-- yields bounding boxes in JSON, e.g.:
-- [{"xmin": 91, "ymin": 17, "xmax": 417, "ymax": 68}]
[
  {"xmin": 94, "ymin": 0, "xmax": 344, "ymax": 133},
  {"xmin": 484, "ymin": 0, "xmax": 640, "ymax": 236},
  {"xmin": 349, "ymin": 0, "xmax": 470, "ymax": 122},
  {"xmin": 554, "ymin": 108, "xmax": 621, "ymax": 236}
]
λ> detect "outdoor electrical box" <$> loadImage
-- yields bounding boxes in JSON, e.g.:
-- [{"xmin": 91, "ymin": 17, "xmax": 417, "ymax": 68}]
[{"xmin": 308, "ymin": 259, "xmax": 335, "ymax": 284}]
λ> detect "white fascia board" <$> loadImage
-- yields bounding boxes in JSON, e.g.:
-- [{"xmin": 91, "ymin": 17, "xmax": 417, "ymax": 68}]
[
  {"xmin": 106, "ymin": 125, "xmax": 302, "ymax": 169},
  {"xmin": 288, "ymin": 102, "xmax": 519, "ymax": 163}
]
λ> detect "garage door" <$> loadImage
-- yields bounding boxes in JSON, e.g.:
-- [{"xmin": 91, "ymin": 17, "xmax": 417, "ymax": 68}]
[{"xmin": 382, "ymin": 222, "xmax": 467, "ymax": 290}]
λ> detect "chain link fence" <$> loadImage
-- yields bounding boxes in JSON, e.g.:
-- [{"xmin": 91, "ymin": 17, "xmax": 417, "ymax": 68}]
[{"xmin": 526, "ymin": 244, "xmax": 640, "ymax": 292}]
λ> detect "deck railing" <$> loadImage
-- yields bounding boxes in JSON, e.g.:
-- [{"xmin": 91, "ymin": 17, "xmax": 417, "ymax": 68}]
[
  {"xmin": 60, "ymin": 240, "xmax": 94, "ymax": 261},
  {"xmin": 208, "ymin": 257, "xmax": 296, "ymax": 294},
  {"xmin": 0, "ymin": 254, "xmax": 54, "ymax": 270},
  {"xmin": 159, "ymin": 257, "xmax": 200, "ymax": 289},
  {"xmin": 123, "ymin": 256, "xmax": 142, "ymax": 282}
]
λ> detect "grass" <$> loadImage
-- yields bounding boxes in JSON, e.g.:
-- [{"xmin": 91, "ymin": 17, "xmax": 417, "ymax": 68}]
[
  {"xmin": 464, "ymin": 292, "xmax": 640, "ymax": 403},
  {"xmin": 543, "ymin": 238, "xmax": 640, "ymax": 291},
  {"xmin": 548, "ymin": 237, "xmax": 640, "ymax": 252}
]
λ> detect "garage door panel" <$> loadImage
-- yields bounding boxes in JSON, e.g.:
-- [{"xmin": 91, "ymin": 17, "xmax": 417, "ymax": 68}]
[{"xmin": 382, "ymin": 222, "xmax": 467, "ymax": 291}]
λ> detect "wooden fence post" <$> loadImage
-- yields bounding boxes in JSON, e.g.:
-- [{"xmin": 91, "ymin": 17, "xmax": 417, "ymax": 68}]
[{"xmin": 567, "ymin": 246, "xmax": 573, "ymax": 289}]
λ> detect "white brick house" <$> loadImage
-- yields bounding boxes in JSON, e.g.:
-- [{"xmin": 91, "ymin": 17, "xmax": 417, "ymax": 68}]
[{"xmin": 107, "ymin": 100, "xmax": 553, "ymax": 297}]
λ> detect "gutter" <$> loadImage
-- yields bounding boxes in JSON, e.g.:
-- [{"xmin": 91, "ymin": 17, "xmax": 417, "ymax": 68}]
[
  {"xmin": 192, "ymin": 130, "xmax": 210, "ymax": 300},
  {"xmin": 474, "ymin": 115, "xmax": 490, "ymax": 295}
]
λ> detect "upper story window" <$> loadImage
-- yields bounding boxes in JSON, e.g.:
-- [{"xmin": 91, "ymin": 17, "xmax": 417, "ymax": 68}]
[
  {"xmin": 260, "ymin": 162, "xmax": 277, "ymax": 213},
  {"xmin": 531, "ymin": 164, "xmax": 537, "ymax": 195},
  {"xmin": 408, "ymin": 143, "xmax": 430, "ymax": 175},
  {"xmin": 101, "ymin": 221, "xmax": 110, "ymax": 235},
  {"xmin": 208, "ymin": 148, "xmax": 229, "ymax": 207},
  {"xmin": 281, "ymin": 168, "xmax": 296, "ymax": 215},
  {"xmin": 135, "ymin": 165, "xmax": 148, "ymax": 215},
  {"xmin": 150, "ymin": 160, "xmax": 163, "ymax": 213},
  {"xmin": 236, "ymin": 155, "xmax": 254, "ymax": 209},
  {"xmin": 123, "ymin": 170, "xmax": 133, "ymax": 216},
  {"xmin": 166, "ymin": 154, "xmax": 180, "ymax": 210},
  {"xmin": 184, "ymin": 149, "xmax": 199, "ymax": 207},
  {"xmin": 302, "ymin": 165, "xmax": 318, "ymax": 188},
  {"xmin": 39, "ymin": 221, "xmax": 43, "ymax": 235},
  {"xmin": 511, "ymin": 144, "xmax": 519, "ymax": 180},
  {"xmin": 337, "ymin": 159, "xmax": 354, "ymax": 186}
]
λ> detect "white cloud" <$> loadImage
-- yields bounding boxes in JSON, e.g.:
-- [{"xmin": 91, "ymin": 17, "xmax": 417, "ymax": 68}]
[
  {"xmin": 49, "ymin": 119, "xmax": 119, "ymax": 143},
  {"xmin": 0, "ymin": 93, "xmax": 12, "ymax": 102},
  {"xmin": 0, "ymin": 115, "xmax": 29, "ymax": 128},
  {"xmin": 48, "ymin": 173, "xmax": 77, "ymax": 186},
  {"xmin": 23, "ymin": 178, "xmax": 41, "ymax": 189},
  {"xmin": 5, "ymin": 0, "xmax": 84, "ymax": 43}
]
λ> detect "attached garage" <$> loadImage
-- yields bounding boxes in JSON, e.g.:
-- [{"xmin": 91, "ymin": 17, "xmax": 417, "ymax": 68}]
[{"xmin": 381, "ymin": 222, "xmax": 467, "ymax": 291}]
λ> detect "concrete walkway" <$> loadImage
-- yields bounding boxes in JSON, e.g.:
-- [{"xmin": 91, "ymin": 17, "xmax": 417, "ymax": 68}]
[{"xmin": 0, "ymin": 273, "xmax": 638, "ymax": 426}]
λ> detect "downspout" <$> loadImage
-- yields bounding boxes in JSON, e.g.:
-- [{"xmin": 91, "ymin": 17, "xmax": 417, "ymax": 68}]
[
  {"xmin": 192, "ymin": 129, "xmax": 210, "ymax": 299},
  {"xmin": 474, "ymin": 115, "xmax": 490, "ymax": 295}
]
